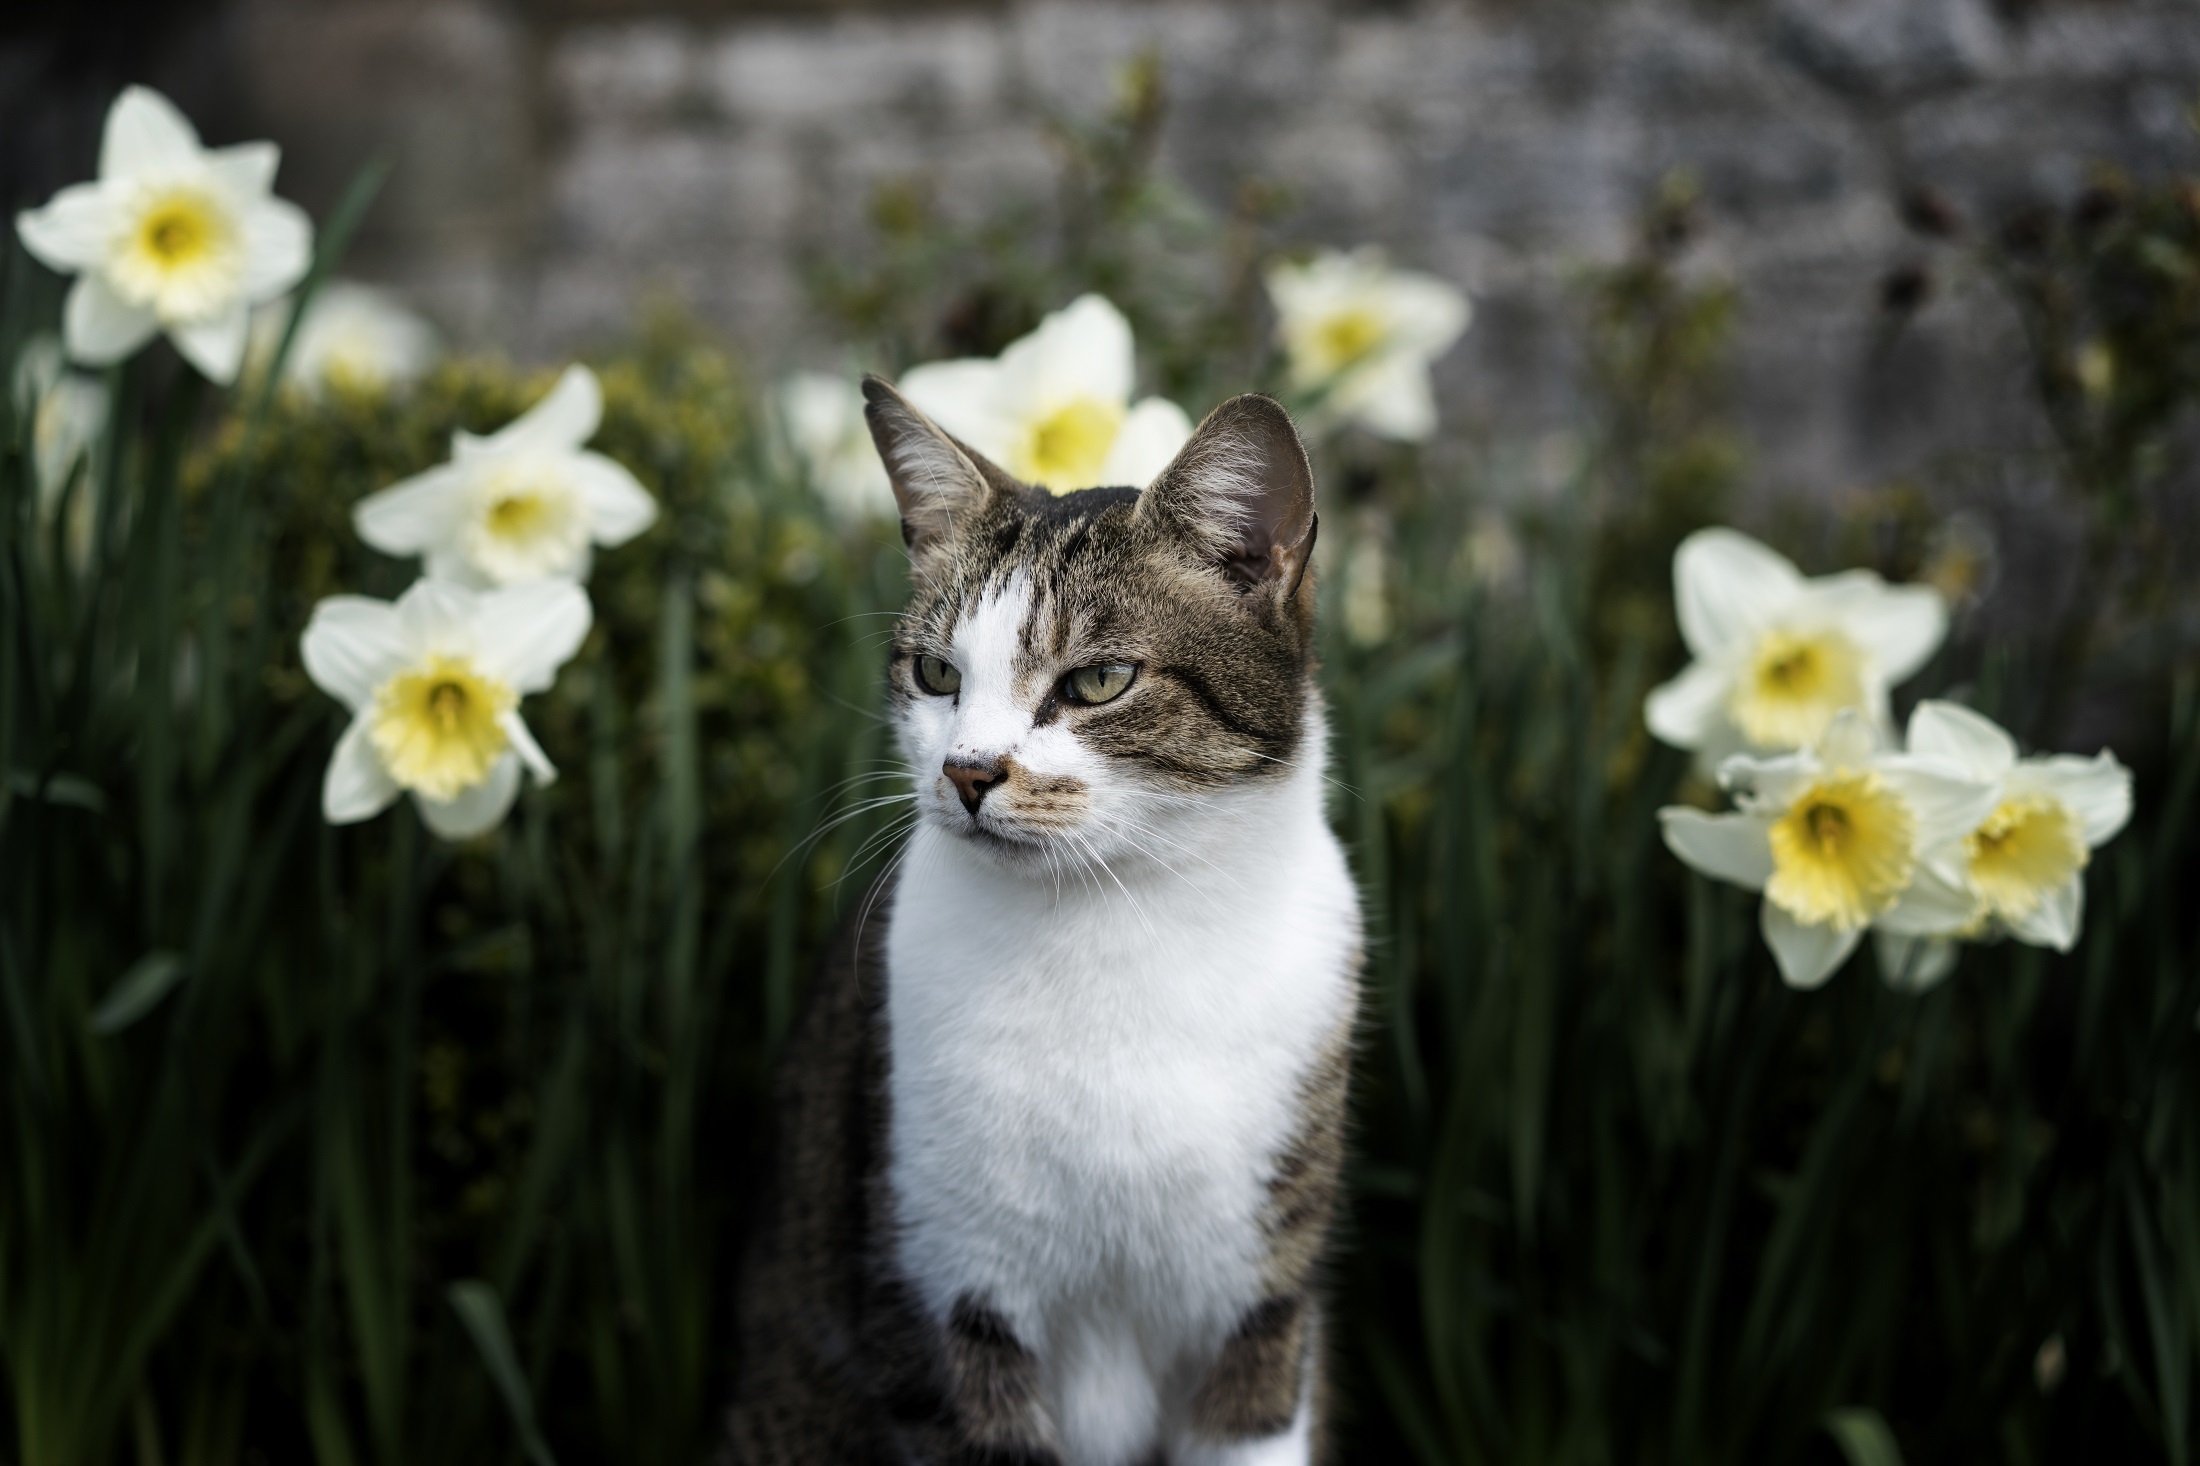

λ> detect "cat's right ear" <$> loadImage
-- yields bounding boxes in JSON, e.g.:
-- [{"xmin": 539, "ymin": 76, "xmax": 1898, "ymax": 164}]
[{"xmin": 862, "ymin": 375, "xmax": 993, "ymax": 554}]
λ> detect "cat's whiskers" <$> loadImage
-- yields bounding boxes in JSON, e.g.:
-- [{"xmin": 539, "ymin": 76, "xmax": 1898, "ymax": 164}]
[
  {"xmin": 773, "ymin": 769, "xmax": 921, "ymax": 880},
  {"xmin": 1062, "ymin": 826, "xmax": 1161, "ymax": 941},
  {"xmin": 1092, "ymin": 806, "xmax": 1246, "ymax": 897}
]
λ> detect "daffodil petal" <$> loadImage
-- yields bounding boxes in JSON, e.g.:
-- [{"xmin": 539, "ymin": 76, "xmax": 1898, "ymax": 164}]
[
  {"xmin": 1803, "ymin": 573, "xmax": 1947, "ymax": 683},
  {"xmin": 1644, "ymin": 660, "xmax": 1729, "ymax": 750},
  {"xmin": 2008, "ymin": 753, "xmax": 2133, "ymax": 848},
  {"xmin": 240, "ymin": 196, "xmax": 313, "ymax": 302},
  {"xmin": 1761, "ymin": 902, "xmax": 1861, "ymax": 989},
  {"xmin": 208, "ymin": 140, "xmax": 280, "ymax": 198},
  {"xmin": 472, "ymin": 580, "xmax": 591, "ymax": 693},
  {"xmin": 2006, "ymin": 874, "xmax": 2083, "ymax": 952},
  {"xmin": 1817, "ymin": 708, "xmax": 1883, "ymax": 769},
  {"xmin": 100, "ymin": 86, "xmax": 203, "ymax": 179},
  {"xmin": 1004, "ymin": 294, "xmax": 1133, "ymax": 411},
  {"xmin": 16, "ymin": 184, "xmax": 116, "ymax": 272},
  {"xmin": 63, "ymin": 274, "xmax": 159, "ymax": 365},
  {"xmin": 491, "ymin": 364, "xmax": 602, "ymax": 456},
  {"xmin": 1905, "ymin": 699, "xmax": 2017, "ymax": 777},
  {"xmin": 413, "ymin": 754, "xmax": 522, "ymax": 840},
  {"xmin": 898, "ymin": 358, "xmax": 1012, "ymax": 463},
  {"xmin": 1878, "ymin": 758, "xmax": 2001, "ymax": 848},
  {"xmin": 1673, "ymin": 528, "xmax": 1803, "ymax": 661},
  {"xmin": 169, "ymin": 304, "xmax": 252, "ymax": 385},
  {"xmin": 422, "ymin": 543, "xmax": 491, "ymax": 589},
  {"xmin": 1659, "ymin": 807, "xmax": 1774, "ymax": 890},
  {"xmin": 1721, "ymin": 749, "xmax": 1818, "ymax": 813},
  {"xmin": 1875, "ymin": 860, "xmax": 1981, "ymax": 936},
  {"xmin": 571, "ymin": 452, "xmax": 659, "ymax": 545},
  {"xmin": 1099, "ymin": 397, "xmax": 1195, "ymax": 488},
  {"xmin": 355, "ymin": 465, "xmax": 467, "ymax": 555},
  {"xmin": 1376, "ymin": 271, "xmax": 1472, "ymax": 356},
  {"xmin": 1332, "ymin": 349, "xmax": 1437, "ymax": 442},
  {"xmin": 395, "ymin": 577, "xmax": 482, "ymax": 649},
  {"xmin": 1875, "ymin": 931, "xmax": 1959, "ymax": 993},
  {"xmin": 323, "ymin": 716, "xmax": 402, "ymax": 824},
  {"xmin": 499, "ymin": 710, "xmax": 556, "ymax": 785},
  {"xmin": 301, "ymin": 595, "xmax": 410, "ymax": 710}
]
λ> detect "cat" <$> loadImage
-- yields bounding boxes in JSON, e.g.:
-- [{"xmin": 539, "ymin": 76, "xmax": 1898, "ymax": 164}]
[{"xmin": 720, "ymin": 377, "xmax": 1362, "ymax": 1466}]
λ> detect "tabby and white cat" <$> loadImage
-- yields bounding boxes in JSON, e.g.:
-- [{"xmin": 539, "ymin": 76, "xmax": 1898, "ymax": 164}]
[{"xmin": 722, "ymin": 379, "xmax": 1362, "ymax": 1466}]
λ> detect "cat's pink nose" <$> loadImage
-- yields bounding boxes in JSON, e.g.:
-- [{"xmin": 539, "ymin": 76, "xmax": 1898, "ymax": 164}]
[{"xmin": 943, "ymin": 758, "xmax": 1005, "ymax": 815}]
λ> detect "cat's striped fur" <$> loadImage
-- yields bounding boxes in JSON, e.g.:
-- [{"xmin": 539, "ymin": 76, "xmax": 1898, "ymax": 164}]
[{"xmin": 722, "ymin": 381, "xmax": 1361, "ymax": 1466}]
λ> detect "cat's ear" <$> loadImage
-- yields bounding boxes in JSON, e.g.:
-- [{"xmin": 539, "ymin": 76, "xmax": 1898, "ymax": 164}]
[
  {"xmin": 862, "ymin": 375, "xmax": 997, "ymax": 553},
  {"xmin": 1139, "ymin": 394, "xmax": 1318, "ymax": 596}
]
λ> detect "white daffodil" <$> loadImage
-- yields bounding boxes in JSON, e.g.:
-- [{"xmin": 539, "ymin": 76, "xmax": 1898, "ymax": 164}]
[
  {"xmin": 777, "ymin": 370, "xmax": 889, "ymax": 524},
  {"xmin": 352, "ymin": 364, "xmax": 657, "ymax": 587},
  {"xmin": 1265, "ymin": 247, "xmax": 1469, "ymax": 443},
  {"xmin": 301, "ymin": 578, "xmax": 591, "ymax": 840},
  {"xmin": 1645, "ymin": 528, "xmax": 1947, "ymax": 766},
  {"xmin": 252, "ymin": 280, "xmax": 437, "ymax": 397},
  {"xmin": 897, "ymin": 294, "xmax": 1193, "ymax": 494},
  {"xmin": 1904, "ymin": 700, "xmax": 2132, "ymax": 953},
  {"xmin": 14, "ymin": 86, "xmax": 312, "ymax": 385},
  {"xmin": 13, "ymin": 335, "xmax": 110, "ymax": 512},
  {"xmin": 1659, "ymin": 712, "xmax": 1998, "ymax": 989}
]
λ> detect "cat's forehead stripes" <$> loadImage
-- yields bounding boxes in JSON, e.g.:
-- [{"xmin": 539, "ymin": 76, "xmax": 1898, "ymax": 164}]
[{"xmin": 896, "ymin": 481, "xmax": 1311, "ymax": 789}]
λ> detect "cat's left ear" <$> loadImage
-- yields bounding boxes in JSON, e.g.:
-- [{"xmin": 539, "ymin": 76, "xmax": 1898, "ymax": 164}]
[
  {"xmin": 1139, "ymin": 394, "xmax": 1318, "ymax": 597},
  {"xmin": 862, "ymin": 374, "xmax": 1000, "ymax": 554}
]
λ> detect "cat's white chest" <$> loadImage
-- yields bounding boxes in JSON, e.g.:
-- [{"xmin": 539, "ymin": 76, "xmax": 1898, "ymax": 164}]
[{"xmin": 884, "ymin": 811, "xmax": 1356, "ymax": 1461}]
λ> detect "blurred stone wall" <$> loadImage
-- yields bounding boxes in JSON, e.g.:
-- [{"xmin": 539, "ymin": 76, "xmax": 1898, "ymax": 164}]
[{"xmin": 18, "ymin": 0, "xmax": 2200, "ymax": 494}]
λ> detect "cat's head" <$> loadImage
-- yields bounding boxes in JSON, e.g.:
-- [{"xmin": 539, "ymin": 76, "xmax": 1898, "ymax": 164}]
[{"xmin": 863, "ymin": 376, "xmax": 1322, "ymax": 872}]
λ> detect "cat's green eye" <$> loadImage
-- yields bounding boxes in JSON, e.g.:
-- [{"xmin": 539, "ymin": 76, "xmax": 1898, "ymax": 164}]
[
  {"xmin": 915, "ymin": 654, "xmax": 961, "ymax": 696},
  {"xmin": 1064, "ymin": 663, "xmax": 1137, "ymax": 706}
]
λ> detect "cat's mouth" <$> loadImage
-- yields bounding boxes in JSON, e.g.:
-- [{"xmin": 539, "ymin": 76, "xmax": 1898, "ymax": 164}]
[{"xmin": 938, "ymin": 805, "xmax": 1063, "ymax": 863}]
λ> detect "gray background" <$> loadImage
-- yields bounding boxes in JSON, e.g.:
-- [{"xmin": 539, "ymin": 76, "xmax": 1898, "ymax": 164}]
[{"xmin": 11, "ymin": 0, "xmax": 2200, "ymax": 498}]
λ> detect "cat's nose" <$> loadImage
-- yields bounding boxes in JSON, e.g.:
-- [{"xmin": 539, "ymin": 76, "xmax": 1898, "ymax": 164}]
[{"xmin": 943, "ymin": 758, "xmax": 1005, "ymax": 815}]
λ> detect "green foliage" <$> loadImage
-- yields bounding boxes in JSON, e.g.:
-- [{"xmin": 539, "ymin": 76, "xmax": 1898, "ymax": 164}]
[{"xmin": 5, "ymin": 68, "xmax": 2199, "ymax": 1466}]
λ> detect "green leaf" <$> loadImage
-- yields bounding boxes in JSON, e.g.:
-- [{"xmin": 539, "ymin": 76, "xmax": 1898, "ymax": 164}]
[
  {"xmin": 1825, "ymin": 1407, "xmax": 1905, "ymax": 1466},
  {"xmin": 88, "ymin": 950, "xmax": 186, "ymax": 1034},
  {"xmin": 448, "ymin": 1280, "xmax": 558, "ymax": 1466}
]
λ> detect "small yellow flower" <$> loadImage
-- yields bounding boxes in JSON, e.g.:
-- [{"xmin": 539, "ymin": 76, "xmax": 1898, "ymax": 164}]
[
  {"xmin": 1764, "ymin": 771, "xmax": 1916, "ymax": 931},
  {"xmin": 367, "ymin": 654, "xmax": 516, "ymax": 803}
]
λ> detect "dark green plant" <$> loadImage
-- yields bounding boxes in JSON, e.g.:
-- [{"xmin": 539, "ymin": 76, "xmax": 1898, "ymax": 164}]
[{"xmin": 5, "ymin": 67, "xmax": 2199, "ymax": 1466}]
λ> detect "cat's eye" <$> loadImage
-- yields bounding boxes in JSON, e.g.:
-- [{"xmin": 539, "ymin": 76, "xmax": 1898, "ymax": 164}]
[
  {"xmin": 1064, "ymin": 663, "xmax": 1137, "ymax": 706},
  {"xmin": 914, "ymin": 654, "xmax": 961, "ymax": 696}
]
